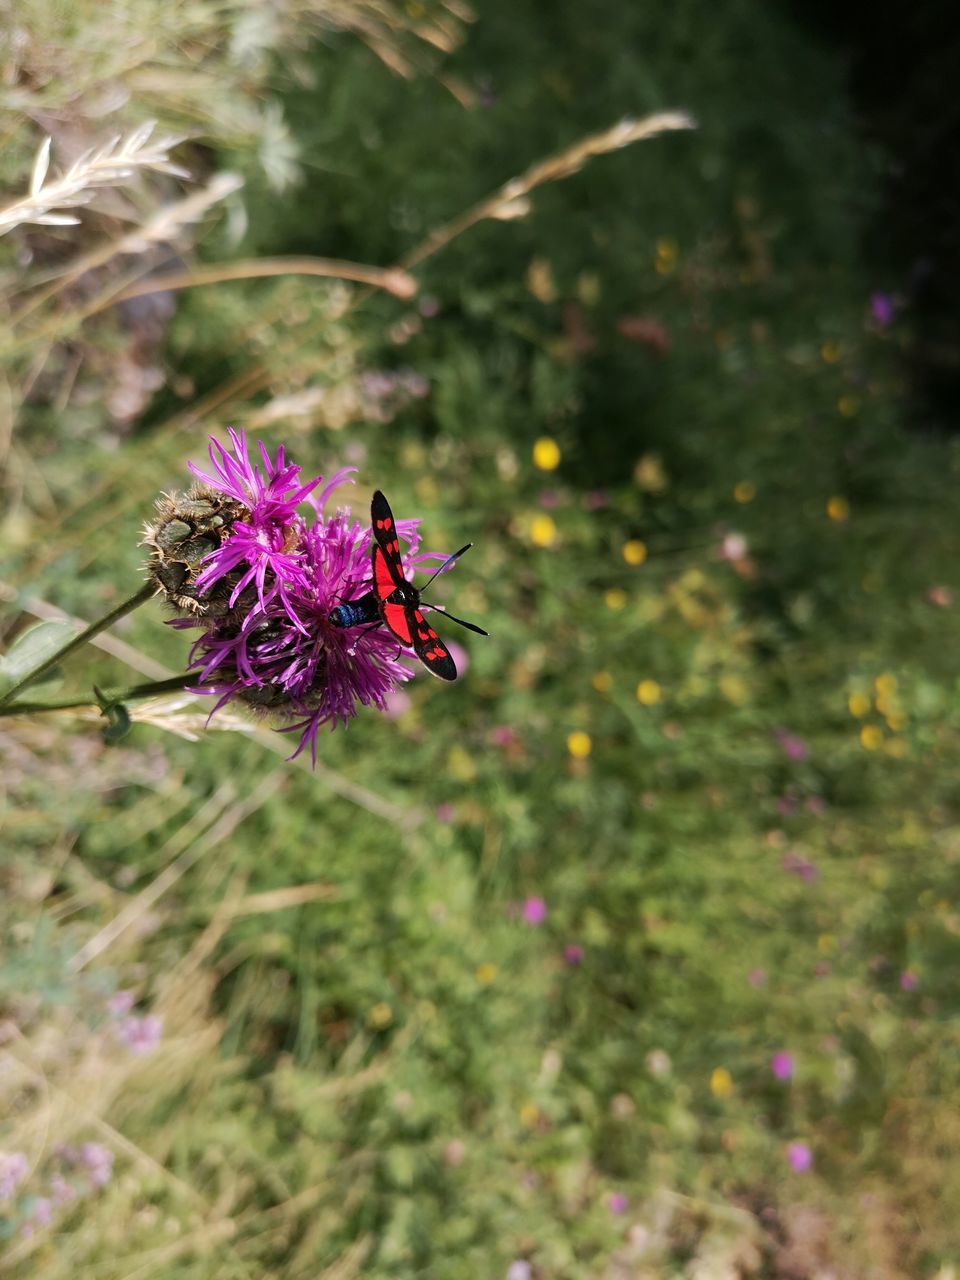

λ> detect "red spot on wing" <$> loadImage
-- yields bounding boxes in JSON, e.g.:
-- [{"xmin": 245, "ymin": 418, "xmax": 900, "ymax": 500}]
[
  {"xmin": 373, "ymin": 544, "xmax": 402, "ymax": 599},
  {"xmin": 382, "ymin": 602, "xmax": 414, "ymax": 644},
  {"xmin": 414, "ymin": 626, "xmax": 457, "ymax": 680}
]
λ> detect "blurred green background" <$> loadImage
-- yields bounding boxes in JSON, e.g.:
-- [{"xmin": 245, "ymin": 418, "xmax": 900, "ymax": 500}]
[{"xmin": 2, "ymin": 0, "xmax": 960, "ymax": 1275}]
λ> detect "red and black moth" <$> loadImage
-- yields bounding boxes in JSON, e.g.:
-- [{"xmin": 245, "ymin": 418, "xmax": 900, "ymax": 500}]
[{"xmin": 327, "ymin": 490, "xmax": 488, "ymax": 680}]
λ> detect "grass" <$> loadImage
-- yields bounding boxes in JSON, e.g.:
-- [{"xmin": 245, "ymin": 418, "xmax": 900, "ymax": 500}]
[{"xmin": 2, "ymin": 0, "xmax": 960, "ymax": 1275}]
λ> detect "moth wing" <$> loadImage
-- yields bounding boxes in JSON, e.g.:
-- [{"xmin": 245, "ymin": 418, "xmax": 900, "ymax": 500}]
[
  {"xmin": 372, "ymin": 543, "xmax": 404, "ymax": 602},
  {"xmin": 381, "ymin": 601, "xmax": 414, "ymax": 645},
  {"xmin": 412, "ymin": 613, "xmax": 457, "ymax": 681}
]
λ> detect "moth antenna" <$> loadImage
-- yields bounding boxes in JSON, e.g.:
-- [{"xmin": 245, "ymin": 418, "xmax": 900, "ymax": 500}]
[
  {"xmin": 423, "ymin": 603, "xmax": 489, "ymax": 637},
  {"xmin": 419, "ymin": 543, "xmax": 473, "ymax": 592}
]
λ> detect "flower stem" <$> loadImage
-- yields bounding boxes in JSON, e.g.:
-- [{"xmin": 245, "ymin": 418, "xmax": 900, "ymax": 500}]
[
  {"xmin": 0, "ymin": 582, "xmax": 156, "ymax": 708},
  {"xmin": 0, "ymin": 672, "xmax": 194, "ymax": 718}
]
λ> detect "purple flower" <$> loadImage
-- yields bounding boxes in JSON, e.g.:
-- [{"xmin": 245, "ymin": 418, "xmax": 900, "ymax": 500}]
[
  {"xmin": 522, "ymin": 897, "xmax": 547, "ymax": 925},
  {"xmin": 0, "ymin": 1151, "xmax": 29, "ymax": 1201},
  {"xmin": 775, "ymin": 728, "xmax": 809, "ymax": 762},
  {"xmin": 506, "ymin": 1263, "xmax": 531, "ymax": 1280},
  {"xmin": 79, "ymin": 1143, "xmax": 114, "ymax": 1188},
  {"xmin": 770, "ymin": 1051, "xmax": 794, "ymax": 1081},
  {"xmin": 435, "ymin": 803, "xmax": 456, "ymax": 823},
  {"xmin": 870, "ymin": 291, "xmax": 895, "ymax": 327},
  {"xmin": 782, "ymin": 849, "xmax": 819, "ymax": 882},
  {"xmin": 899, "ymin": 970, "xmax": 919, "ymax": 992},
  {"xmin": 382, "ymin": 688, "xmax": 412, "ymax": 719},
  {"xmin": 608, "ymin": 1191, "xmax": 629, "ymax": 1215},
  {"xmin": 49, "ymin": 1174, "xmax": 75, "ymax": 1204},
  {"xmin": 786, "ymin": 1141, "xmax": 813, "ymax": 1173},
  {"xmin": 748, "ymin": 968, "xmax": 767, "ymax": 988},
  {"xmin": 188, "ymin": 427, "xmax": 322, "ymax": 621},
  {"xmin": 563, "ymin": 943, "xmax": 584, "ymax": 966},
  {"xmin": 19, "ymin": 1195, "xmax": 53, "ymax": 1237},
  {"xmin": 171, "ymin": 431, "xmax": 459, "ymax": 763},
  {"xmin": 107, "ymin": 990, "xmax": 135, "ymax": 1017},
  {"xmin": 116, "ymin": 1013, "xmax": 163, "ymax": 1056}
]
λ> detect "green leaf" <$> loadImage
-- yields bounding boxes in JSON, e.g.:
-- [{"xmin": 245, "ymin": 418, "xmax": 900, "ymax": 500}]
[{"xmin": 0, "ymin": 620, "xmax": 76, "ymax": 691}]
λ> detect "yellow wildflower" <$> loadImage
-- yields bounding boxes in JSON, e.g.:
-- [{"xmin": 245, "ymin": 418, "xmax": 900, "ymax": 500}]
[
  {"xmin": 710, "ymin": 1067, "xmax": 733, "ymax": 1098},
  {"xmin": 369, "ymin": 1003, "xmax": 393, "ymax": 1029},
  {"xmin": 530, "ymin": 514, "xmax": 557, "ymax": 547},
  {"xmin": 532, "ymin": 437, "xmax": 561, "ymax": 471},
  {"xmin": 838, "ymin": 394, "xmax": 860, "ymax": 418},
  {"xmin": 636, "ymin": 679, "xmax": 662, "ymax": 706}
]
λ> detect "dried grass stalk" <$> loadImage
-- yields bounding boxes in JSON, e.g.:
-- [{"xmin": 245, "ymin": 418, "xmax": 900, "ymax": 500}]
[
  {"xmin": 0, "ymin": 123, "xmax": 189, "ymax": 237},
  {"xmin": 404, "ymin": 109, "xmax": 697, "ymax": 268}
]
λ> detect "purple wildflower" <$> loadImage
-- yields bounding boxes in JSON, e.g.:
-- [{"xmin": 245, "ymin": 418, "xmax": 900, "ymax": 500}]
[
  {"xmin": 608, "ymin": 1192, "xmax": 629, "ymax": 1215},
  {"xmin": 748, "ymin": 968, "xmax": 767, "ymax": 988},
  {"xmin": 900, "ymin": 970, "xmax": 919, "ymax": 992},
  {"xmin": 445, "ymin": 639, "xmax": 468, "ymax": 676},
  {"xmin": 169, "ymin": 431, "xmax": 459, "ymax": 763},
  {"xmin": 770, "ymin": 1051, "xmax": 794, "ymax": 1081},
  {"xmin": 0, "ymin": 1152, "xmax": 29, "ymax": 1201},
  {"xmin": 786, "ymin": 1141, "xmax": 813, "ymax": 1173},
  {"xmin": 49, "ymin": 1174, "xmax": 75, "ymax": 1204},
  {"xmin": 782, "ymin": 848, "xmax": 819, "ymax": 882},
  {"xmin": 187, "ymin": 427, "xmax": 322, "ymax": 622},
  {"xmin": 506, "ymin": 1263, "xmax": 531, "ymax": 1280},
  {"xmin": 775, "ymin": 727, "xmax": 809, "ymax": 762},
  {"xmin": 382, "ymin": 688, "xmax": 412, "ymax": 719},
  {"xmin": 26, "ymin": 1197, "xmax": 52, "ymax": 1228},
  {"xmin": 107, "ymin": 990, "xmax": 135, "ymax": 1017},
  {"xmin": 522, "ymin": 897, "xmax": 548, "ymax": 925},
  {"xmin": 564, "ymin": 943, "xmax": 584, "ymax": 966},
  {"xmin": 117, "ymin": 1013, "xmax": 163, "ymax": 1056},
  {"xmin": 435, "ymin": 803, "xmax": 456, "ymax": 823},
  {"xmin": 79, "ymin": 1143, "xmax": 114, "ymax": 1188},
  {"xmin": 870, "ymin": 291, "xmax": 895, "ymax": 327}
]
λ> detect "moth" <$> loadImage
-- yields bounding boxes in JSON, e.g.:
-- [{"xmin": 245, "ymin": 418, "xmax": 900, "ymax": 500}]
[{"xmin": 328, "ymin": 491, "xmax": 487, "ymax": 680}]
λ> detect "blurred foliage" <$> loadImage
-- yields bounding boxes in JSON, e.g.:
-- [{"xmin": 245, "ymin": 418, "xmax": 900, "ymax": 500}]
[{"xmin": 2, "ymin": 0, "xmax": 960, "ymax": 1276}]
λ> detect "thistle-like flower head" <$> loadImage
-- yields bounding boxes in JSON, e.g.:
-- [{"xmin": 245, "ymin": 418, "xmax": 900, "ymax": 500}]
[
  {"xmin": 187, "ymin": 427, "xmax": 323, "ymax": 621},
  {"xmin": 153, "ymin": 429, "xmax": 449, "ymax": 762}
]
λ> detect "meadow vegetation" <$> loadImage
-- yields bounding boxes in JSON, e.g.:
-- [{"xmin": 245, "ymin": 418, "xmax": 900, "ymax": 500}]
[{"xmin": 2, "ymin": 0, "xmax": 959, "ymax": 1275}]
